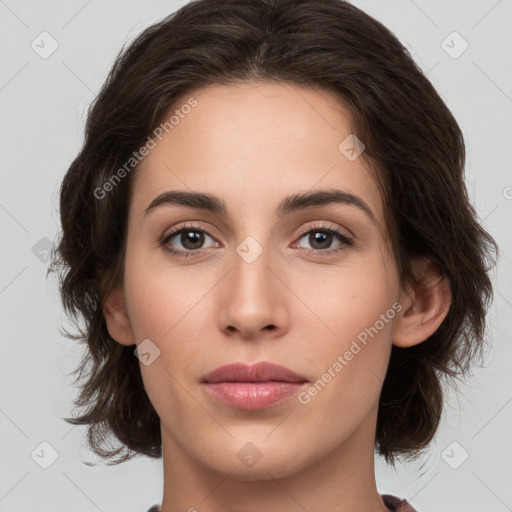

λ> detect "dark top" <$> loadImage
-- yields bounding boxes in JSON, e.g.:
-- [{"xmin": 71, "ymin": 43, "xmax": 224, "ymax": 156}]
[
  {"xmin": 146, "ymin": 494, "xmax": 416, "ymax": 511},
  {"xmin": 382, "ymin": 494, "xmax": 417, "ymax": 511}
]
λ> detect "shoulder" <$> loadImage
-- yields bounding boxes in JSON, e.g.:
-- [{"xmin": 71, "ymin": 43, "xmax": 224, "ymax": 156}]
[{"xmin": 381, "ymin": 494, "xmax": 417, "ymax": 512}]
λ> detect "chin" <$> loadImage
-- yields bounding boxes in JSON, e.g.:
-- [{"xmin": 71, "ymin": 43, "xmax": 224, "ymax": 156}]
[
  {"xmin": 200, "ymin": 438, "xmax": 310, "ymax": 481},
  {"xmin": 212, "ymin": 456, "xmax": 301, "ymax": 482}
]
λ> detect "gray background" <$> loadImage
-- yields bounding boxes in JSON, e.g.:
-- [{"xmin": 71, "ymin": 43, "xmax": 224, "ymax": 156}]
[{"xmin": 1, "ymin": 1, "xmax": 511, "ymax": 511}]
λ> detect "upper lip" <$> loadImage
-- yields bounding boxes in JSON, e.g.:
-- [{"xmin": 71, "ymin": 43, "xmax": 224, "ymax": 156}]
[{"xmin": 201, "ymin": 361, "xmax": 308, "ymax": 384}]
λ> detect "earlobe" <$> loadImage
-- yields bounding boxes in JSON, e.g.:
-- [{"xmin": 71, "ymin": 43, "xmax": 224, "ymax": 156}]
[
  {"xmin": 393, "ymin": 258, "xmax": 452, "ymax": 348},
  {"xmin": 103, "ymin": 287, "xmax": 136, "ymax": 346}
]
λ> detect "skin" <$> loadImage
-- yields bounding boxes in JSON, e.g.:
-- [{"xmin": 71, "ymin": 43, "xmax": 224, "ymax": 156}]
[{"xmin": 104, "ymin": 81, "xmax": 451, "ymax": 512}]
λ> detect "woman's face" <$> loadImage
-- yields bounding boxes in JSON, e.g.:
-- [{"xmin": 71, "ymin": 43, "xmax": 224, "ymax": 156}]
[{"xmin": 119, "ymin": 81, "xmax": 405, "ymax": 479}]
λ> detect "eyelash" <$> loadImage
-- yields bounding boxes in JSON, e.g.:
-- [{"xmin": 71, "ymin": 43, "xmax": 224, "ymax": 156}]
[{"xmin": 159, "ymin": 221, "xmax": 354, "ymax": 259}]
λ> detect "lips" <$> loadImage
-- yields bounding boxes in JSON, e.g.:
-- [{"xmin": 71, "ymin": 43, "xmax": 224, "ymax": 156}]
[
  {"xmin": 201, "ymin": 362, "xmax": 308, "ymax": 410},
  {"xmin": 201, "ymin": 361, "xmax": 308, "ymax": 384}
]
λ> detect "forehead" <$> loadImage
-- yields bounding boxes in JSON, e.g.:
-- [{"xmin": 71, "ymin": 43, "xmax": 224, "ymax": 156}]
[{"xmin": 131, "ymin": 81, "xmax": 385, "ymax": 230}]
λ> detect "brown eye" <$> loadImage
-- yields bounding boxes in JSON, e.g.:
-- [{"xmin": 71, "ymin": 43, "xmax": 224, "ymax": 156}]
[
  {"xmin": 161, "ymin": 224, "xmax": 218, "ymax": 258},
  {"xmin": 176, "ymin": 230, "xmax": 205, "ymax": 250},
  {"xmin": 295, "ymin": 226, "xmax": 353, "ymax": 255},
  {"xmin": 307, "ymin": 231, "xmax": 334, "ymax": 250}
]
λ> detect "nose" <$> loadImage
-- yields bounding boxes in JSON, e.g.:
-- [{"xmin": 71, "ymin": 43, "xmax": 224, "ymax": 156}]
[{"xmin": 217, "ymin": 242, "xmax": 290, "ymax": 341}]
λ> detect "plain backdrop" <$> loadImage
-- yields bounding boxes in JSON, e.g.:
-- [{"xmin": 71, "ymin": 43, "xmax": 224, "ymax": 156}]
[{"xmin": 1, "ymin": 1, "xmax": 511, "ymax": 511}]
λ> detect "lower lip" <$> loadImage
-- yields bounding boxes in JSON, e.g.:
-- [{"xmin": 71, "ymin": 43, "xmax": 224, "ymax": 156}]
[{"xmin": 202, "ymin": 382, "xmax": 306, "ymax": 409}]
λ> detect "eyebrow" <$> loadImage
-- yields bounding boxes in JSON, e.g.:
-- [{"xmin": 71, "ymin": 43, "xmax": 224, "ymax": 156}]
[{"xmin": 143, "ymin": 188, "xmax": 376, "ymax": 224}]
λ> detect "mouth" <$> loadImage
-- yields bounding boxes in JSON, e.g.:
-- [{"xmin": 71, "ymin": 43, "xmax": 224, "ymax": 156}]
[
  {"xmin": 201, "ymin": 361, "xmax": 308, "ymax": 410},
  {"xmin": 201, "ymin": 361, "xmax": 308, "ymax": 384}
]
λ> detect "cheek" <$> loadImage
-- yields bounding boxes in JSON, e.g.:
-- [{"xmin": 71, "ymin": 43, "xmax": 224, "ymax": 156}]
[
  {"xmin": 123, "ymin": 242, "xmax": 204, "ymax": 341},
  {"xmin": 295, "ymin": 253, "xmax": 398, "ymax": 346},
  {"xmin": 294, "ymin": 257, "xmax": 398, "ymax": 409},
  {"xmin": 122, "ymin": 249, "xmax": 204, "ymax": 419},
  {"xmin": 123, "ymin": 245, "xmax": 215, "ymax": 389}
]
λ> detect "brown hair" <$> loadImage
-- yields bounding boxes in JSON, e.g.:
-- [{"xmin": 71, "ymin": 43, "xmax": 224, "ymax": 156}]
[{"xmin": 50, "ymin": 0, "xmax": 498, "ymax": 464}]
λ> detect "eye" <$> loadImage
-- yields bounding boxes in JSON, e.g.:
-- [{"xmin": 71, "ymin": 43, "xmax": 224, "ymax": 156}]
[
  {"xmin": 160, "ymin": 223, "xmax": 219, "ymax": 258},
  {"xmin": 293, "ymin": 222, "xmax": 354, "ymax": 256}
]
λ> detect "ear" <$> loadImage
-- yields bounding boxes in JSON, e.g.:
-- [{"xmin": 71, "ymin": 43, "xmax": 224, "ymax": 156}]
[
  {"xmin": 393, "ymin": 257, "xmax": 452, "ymax": 348},
  {"xmin": 103, "ymin": 286, "xmax": 136, "ymax": 346}
]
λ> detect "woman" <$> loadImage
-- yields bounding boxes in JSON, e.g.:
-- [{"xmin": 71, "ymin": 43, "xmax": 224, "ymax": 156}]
[{"xmin": 50, "ymin": 0, "xmax": 498, "ymax": 510}]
